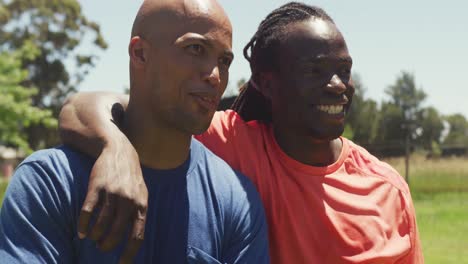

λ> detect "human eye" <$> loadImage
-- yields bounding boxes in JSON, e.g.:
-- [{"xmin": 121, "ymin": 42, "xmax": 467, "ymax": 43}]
[
  {"xmin": 339, "ymin": 67, "xmax": 351, "ymax": 78},
  {"xmin": 219, "ymin": 56, "xmax": 233, "ymax": 68},
  {"xmin": 185, "ymin": 44, "xmax": 204, "ymax": 55},
  {"xmin": 303, "ymin": 65, "xmax": 323, "ymax": 76}
]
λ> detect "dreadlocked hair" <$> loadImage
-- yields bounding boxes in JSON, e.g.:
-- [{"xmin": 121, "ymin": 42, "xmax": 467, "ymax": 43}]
[{"xmin": 231, "ymin": 2, "xmax": 334, "ymax": 122}]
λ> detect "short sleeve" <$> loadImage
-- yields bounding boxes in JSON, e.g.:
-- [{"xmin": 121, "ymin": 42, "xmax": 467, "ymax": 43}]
[
  {"xmin": 0, "ymin": 161, "xmax": 75, "ymax": 263},
  {"xmin": 399, "ymin": 190, "xmax": 424, "ymax": 264}
]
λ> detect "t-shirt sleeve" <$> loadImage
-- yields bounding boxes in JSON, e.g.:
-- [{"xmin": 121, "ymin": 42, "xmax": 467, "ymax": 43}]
[
  {"xmin": 400, "ymin": 191, "xmax": 425, "ymax": 264},
  {"xmin": 0, "ymin": 161, "xmax": 75, "ymax": 263},
  {"xmin": 221, "ymin": 172, "xmax": 270, "ymax": 264}
]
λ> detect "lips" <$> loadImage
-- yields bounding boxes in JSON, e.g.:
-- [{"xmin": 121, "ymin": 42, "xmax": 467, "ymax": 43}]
[
  {"xmin": 316, "ymin": 104, "xmax": 344, "ymax": 114},
  {"xmin": 312, "ymin": 103, "xmax": 347, "ymax": 122}
]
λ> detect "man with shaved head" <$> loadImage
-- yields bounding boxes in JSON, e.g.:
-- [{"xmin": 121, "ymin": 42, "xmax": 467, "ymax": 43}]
[{"xmin": 0, "ymin": 0, "xmax": 269, "ymax": 263}]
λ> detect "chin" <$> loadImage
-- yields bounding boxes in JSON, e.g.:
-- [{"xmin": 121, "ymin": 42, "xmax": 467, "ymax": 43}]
[
  {"xmin": 191, "ymin": 124, "xmax": 210, "ymax": 135},
  {"xmin": 173, "ymin": 110, "xmax": 214, "ymax": 135},
  {"xmin": 186, "ymin": 117, "xmax": 213, "ymax": 135},
  {"xmin": 309, "ymin": 126, "xmax": 344, "ymax": 141}
]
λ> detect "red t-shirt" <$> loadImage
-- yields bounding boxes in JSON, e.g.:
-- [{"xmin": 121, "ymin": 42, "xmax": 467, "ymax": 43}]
[{"xmin": 196, "ymin": 110, "xmax": 423, "ymax": 264}]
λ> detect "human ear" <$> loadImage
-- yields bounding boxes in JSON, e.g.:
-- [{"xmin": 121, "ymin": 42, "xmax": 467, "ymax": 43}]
[
  {"xmin": 128, "ymin": 36, "xmax": 147, "ymax": 68},
  {"xmin": 258, "ymin": 72, "xmax": 275, "ymax": 101}
]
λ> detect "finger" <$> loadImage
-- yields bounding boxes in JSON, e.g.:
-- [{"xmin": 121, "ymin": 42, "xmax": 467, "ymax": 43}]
[
  {"xmin": 77, "ymin": 189, "xmax": 101, "ymax": 239},
  {"xmin": 98, "ymin": 203, "xmax": 134, "ymax": 252},
  {"xmin": 119, "ymin": 208, "xmax": 147, "ymax": 264},
  {"xmin": 88, "ymin": 194, "xmax": 116, "ymax": 242}
]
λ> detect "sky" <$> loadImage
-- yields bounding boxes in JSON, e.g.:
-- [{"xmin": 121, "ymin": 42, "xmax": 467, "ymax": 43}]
[{"xmin": 77, "ymin": 0, "xmax": 468, "ymax": 117}]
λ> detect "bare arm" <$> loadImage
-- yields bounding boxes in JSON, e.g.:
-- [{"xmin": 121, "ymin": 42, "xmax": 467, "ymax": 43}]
[
  {"xmin": 59, "ymin": 92, "xmax": 148, "ymax": 264},
  {"xmin": 59, "ymin": 92, "xmax": 130, "ymax": 156}
]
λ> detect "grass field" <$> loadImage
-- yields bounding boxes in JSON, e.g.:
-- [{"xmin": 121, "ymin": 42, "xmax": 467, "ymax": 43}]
[
  {"xmin": 385, "ymin": 155, "xmax": 468, "ymax": 264},
  {"xmin": 1, "ymin": 155, "xmax": 467, "ymax": 263}
]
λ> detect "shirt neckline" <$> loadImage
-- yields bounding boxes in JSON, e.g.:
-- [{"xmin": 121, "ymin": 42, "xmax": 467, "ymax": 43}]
[
  {"xmin": 141, "ymin": 139, "xmax": 200, "ymax": 184},
  {"xmin": 265, "ymin": 125, "xmax": 349, "ymax": 176}
]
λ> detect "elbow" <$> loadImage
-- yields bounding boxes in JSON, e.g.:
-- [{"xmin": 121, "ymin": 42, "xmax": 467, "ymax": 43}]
[{"xmin": 58, "ymin": 94, "xmax": 80, "ymax": 144}]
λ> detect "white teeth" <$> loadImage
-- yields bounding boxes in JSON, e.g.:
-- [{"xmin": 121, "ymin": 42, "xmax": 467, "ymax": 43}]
[{"xmin": 316, "ymin": 105, "xmax": 343, "ymax": 114}]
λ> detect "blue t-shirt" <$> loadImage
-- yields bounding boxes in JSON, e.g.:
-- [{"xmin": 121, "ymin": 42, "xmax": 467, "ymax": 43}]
[{"xmin": 0, "ymin": 139, "xmax": 269, "ymax": 263}]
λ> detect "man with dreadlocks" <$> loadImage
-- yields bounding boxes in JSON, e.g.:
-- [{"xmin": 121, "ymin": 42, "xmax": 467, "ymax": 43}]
[{"xmin": 58, "ymin": 2, "xmax": 423, "ymax": 263}]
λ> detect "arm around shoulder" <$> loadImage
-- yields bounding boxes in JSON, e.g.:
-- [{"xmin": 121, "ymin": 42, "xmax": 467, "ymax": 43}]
[
  {"xmin": 59, "ymin": 91, "xmax": 130, "ymax": 157},
  {"xmin": 58, "ymin": 91, "xmax": 148, "ymax": 260}
]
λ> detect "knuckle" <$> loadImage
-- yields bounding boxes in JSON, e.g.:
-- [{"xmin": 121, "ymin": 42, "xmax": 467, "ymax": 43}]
[
  {"xmin": 131, "ymin": 232, "xmax": 145, "ymax": 243},
  {"xmin": 136, "ymin": 198, "xmax": 148, "ymax": 208},
  {"xmin": 81, "ymin": 205, "xmax": 94, "ymax": 214},
  {"xmin": 110, "ymin": 187, "xmax": 131, "ymax": 199},
  {"xmin": 136, "ymin": 204, "xmax": 148, "ymax": 216}
]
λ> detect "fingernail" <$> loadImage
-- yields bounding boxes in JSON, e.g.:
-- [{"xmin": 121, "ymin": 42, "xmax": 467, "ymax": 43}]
[{"xmin": 78, "ymin": 232, "xmax": 86, "ymax": 239}]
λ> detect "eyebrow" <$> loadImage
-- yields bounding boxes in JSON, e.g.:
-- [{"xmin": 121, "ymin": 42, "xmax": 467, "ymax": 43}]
[
  {"xmin": 179, "ymin": 34, "xmax": 234, "ymax": 59},
  {"xmin": 300, "ymin": 55, "xmax": 353, "ymax": 64}
]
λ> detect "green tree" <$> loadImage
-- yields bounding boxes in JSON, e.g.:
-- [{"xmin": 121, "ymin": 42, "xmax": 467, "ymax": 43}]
[
  {"xmin": 375, "ymin": 102, "xmax": 405, "ymax": 146},
  {"xmin": 386, "ymin": 72, "xmax": 426, "ymax": 114},
  {"xmin": 0, "ymin": 42, "xmax": 57, "ymax": 153},
  {"xmin": 443, "ymin": 114, "xmax": 468, "ymax": 146},
  {"xmin": 346, "ymin": 74, "xmax": 379, "ymax": 144},
  {"xmin": 378, "ymin": 72, "xmax": 427, "ymax": 146},
  {"xmin": 418, "ymin": 106, "xmax": 444, "ymax": 152},
  {"xmin": 0, "ymin": 0, "xmax": 107, "ymax": 148}
]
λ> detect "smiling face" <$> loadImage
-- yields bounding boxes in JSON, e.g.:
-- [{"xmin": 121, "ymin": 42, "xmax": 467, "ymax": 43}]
[
  {"xmin": 130, "ymin": 0, "xmax": 233, "ymax": 135},
  {"xmin": 267, "ymin": 18, "xmax": 354, "ymax": 141}
]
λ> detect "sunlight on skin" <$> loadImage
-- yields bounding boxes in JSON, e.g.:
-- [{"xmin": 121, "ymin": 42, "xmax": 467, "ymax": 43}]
[
  {"xmin": 306, "ymin": 18, "xmax": 337, "ymax": 40},
  {"xmin": 188, "ymin": 0, "xmax": 212, "ymax": 14}
]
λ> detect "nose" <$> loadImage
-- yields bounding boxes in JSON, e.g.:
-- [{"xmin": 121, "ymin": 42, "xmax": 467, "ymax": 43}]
[
  {"xmin": 325, "ymin": 74, "xmax": 347, "ymax": 95},
  {"xmin": 203, "ymin": 64, "xmax": 221, "ymax": 89}
]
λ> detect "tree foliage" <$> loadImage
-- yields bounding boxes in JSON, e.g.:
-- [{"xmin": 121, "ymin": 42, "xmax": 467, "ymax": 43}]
[
  {"xmin": 418, "ymin": 106, "xmax": 444, "ymax": 150},
  {"xmin": 0, "ymin": 0, "xmax": 107, "ymax": 108},
  {"xmin": 371, "ymin": 72, "xmax": 427, "ymax": 151},
  {"xmin": 346, "ymin": 74, "xmax": 379, "ymax": 144},
  {"xmin": 443, "ymin": 114, "xmax": 468, "ymax": 146},
  {"xmin": 346, "ymin": 71, "xmax": 464, "ymax": 157},
  {"xmin": 0, "ymin": 0, "xmax": 107, "ymax": 148},
  {"xmin": 0, "ymin": 42, "xmax": 57, "ymax": 153}
]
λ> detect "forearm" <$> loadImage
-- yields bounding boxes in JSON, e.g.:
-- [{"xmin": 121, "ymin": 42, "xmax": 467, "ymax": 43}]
[{"xmin": 59, "ymin": 92, "xmax": 130, "ymax": 157}]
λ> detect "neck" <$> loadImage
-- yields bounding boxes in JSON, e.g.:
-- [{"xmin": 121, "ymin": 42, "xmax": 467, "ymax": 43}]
[
  {"xmin": 123, "ymin": 101, "xmax": 192, "ymax": 170},
  {"xmin": 272, "ymin": 124, "xmax": 342, "ymax": 167}
]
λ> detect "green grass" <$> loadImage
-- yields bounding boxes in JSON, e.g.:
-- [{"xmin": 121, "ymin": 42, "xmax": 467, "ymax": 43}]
[
  {"xmin": 413, "ymin": 192, "xmax": 468, "ymax": 264},
  {"xmin": 384, "ymin": 155, "xmax": 468, "ymax": 264}
]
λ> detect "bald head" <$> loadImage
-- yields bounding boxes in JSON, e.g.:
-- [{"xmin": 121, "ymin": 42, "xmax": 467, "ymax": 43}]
[
  {"xmin": 132, "ymin": 0, "xmax": 231, "ymax": 42},
  {"xmin": 126, "ymin": 0, "xmax": 234, "ymax": 136}
]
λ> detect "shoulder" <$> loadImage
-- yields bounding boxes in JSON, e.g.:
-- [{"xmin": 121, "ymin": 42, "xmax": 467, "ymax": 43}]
[
  {"xmin": 344, "ymin": 138, "xmax": 409, "ymax": 194},
  {"xmin": 190, "ymin": 139, "xmax": 260, "ymax": 199},
  {"xmin": 15, "ymin": 146, "xmax": 94, "ymax": 191},
  {"xmin": 207, "ymin": 110, "xmax": 264, "ymax": 134},
  {"xmin": 21, "ymin": 146, "xmax": 91, "ymax": 167},
  {"xmin": 2, "ymin": 147, "xmax": 93, "ymax": 228}
]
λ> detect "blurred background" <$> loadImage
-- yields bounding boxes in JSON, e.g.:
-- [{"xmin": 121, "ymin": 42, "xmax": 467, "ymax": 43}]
[{"xmin": 0, "ymin": 1, "xmax": 467, "ymax": 263}]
